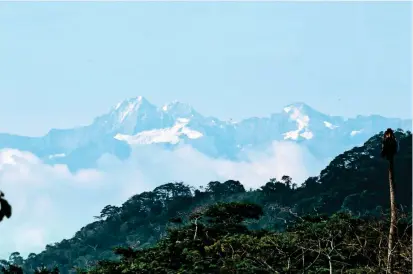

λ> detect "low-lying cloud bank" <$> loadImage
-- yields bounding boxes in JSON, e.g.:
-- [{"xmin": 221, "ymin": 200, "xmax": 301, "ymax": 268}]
[{"xmin": 0, "ymin": 141, "xmax": 326, "ymax": 259}]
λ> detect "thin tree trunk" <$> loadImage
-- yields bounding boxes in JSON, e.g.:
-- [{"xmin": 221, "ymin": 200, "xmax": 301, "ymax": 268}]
[
  {"xmin": 328, "ymin": 256, "xmax": 333, "ymax": 274},
  {"xmin": 387, "ymin": 157, "xmax": 397, "ymax": 274},
  {"xmin": 302, "ymin": 249, "xmax": 305, "ymax": 271},
  {"xmin": 287, "ymin": 257, "xmax": 291, "ymax": 272},
  {"xmin": 193, "ymin": 218, "xmax": 198, "ymax": 240}
]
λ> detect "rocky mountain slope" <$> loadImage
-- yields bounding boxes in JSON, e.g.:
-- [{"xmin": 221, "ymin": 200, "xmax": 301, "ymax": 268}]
[{"xmin": 0, "ymin": 96, "xmax": 411, "ymax": 171}]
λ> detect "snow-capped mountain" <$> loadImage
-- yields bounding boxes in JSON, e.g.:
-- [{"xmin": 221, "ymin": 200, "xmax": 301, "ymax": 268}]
[
  {"xmin": 0, "ymin": 96, "xmax": 411, "ymax": 171},
  {"xmin": 114, "ymin": 118, "xmax": 204, "ymax": 145}
]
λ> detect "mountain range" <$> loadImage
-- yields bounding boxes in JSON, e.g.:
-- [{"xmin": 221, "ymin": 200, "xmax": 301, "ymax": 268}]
[
  {"xmin": 4, "ymin": 130, "xmax": 412, "ymax": 273},
  {"xmin": 0, "ymin": 96, "xmax": 411, "ymax": 171}
]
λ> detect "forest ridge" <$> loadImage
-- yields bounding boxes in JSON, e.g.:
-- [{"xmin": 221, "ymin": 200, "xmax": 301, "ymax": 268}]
[{"xmin": 0, "ymin": 130, "xmax": 411, "ymax": 273}]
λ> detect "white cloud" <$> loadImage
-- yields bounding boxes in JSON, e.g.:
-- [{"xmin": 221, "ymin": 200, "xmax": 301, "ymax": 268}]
[
  {"xmin": 13, "ymin": 227, "xmax": 46, "ymax": 253},
  {"xmin": 0, "ymin": 142, "xmax": 326, "ymax": 259}
]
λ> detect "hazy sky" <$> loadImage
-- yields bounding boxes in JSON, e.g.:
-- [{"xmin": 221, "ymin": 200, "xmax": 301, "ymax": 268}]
[{"xmin": 0, "ymin": 2, "xmax": 411, "ymax": 136}]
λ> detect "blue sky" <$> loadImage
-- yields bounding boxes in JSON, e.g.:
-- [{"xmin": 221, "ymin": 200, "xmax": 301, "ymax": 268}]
[{"xmin": 0, "ymin": 2, "xmax": 411, "ymax": 136}]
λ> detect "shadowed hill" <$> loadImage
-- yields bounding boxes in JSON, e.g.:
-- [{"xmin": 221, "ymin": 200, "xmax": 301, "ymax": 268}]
[{"xmin": 1, "ymin": 130, "xmax": 411, "ymax": 273}]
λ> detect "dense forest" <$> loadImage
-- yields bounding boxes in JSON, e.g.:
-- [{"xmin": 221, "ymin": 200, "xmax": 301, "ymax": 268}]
[{"xmin": 0, "ymin": 130, "xmax": 411, "ymax": 273}]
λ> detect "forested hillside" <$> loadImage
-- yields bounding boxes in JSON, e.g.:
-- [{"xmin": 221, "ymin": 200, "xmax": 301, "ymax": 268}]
[{"xmin": 1, "ymin": 130, "xmax": 411, "ymax": 273}]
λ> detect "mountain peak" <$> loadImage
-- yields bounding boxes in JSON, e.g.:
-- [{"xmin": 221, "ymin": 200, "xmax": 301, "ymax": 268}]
[
  {"xmin": 283, "ymin": 102, "xmax": 312, "ymax": 112},
  {"xmin": 88, "ymin": 96, "xmax": 159, "ymax": 134},
  {"xmin": 282, "ymin": 103, "xmax": 326, "ymax": 119},
  {"xmin": 162, "ymin": 100, "xmax": 190, "ymax": 110},
  {"xmin": 114, "ymin": 96, "xmax": 150, "ymax": 110},
  {"xmin": 161, "ymin": 100, "xmax": 200, "ymax": 118}
]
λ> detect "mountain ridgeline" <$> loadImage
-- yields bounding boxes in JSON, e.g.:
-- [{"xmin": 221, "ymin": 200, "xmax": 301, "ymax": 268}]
[
  {"xmin": 1, "ymin": 130, "xmax": 411, "ymax": 273},
  {"xmin": 0, "ymin": 97, "xmax": 411, "ymax": 171}
]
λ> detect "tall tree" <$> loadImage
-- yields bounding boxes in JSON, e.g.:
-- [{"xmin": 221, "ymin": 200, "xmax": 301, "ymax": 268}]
[
  {"xmin": 387, "ymin": 157, "xmax": 397, "ymax": 274},
  {"xmin": 381, "ymin": 128, "xmax": 399, "ymax": 274}
]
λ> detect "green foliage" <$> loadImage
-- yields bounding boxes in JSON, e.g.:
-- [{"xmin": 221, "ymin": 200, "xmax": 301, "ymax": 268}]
[
  {"xmin": 203, "ymin": 202, "xmax": 263, "ymax": 224},
  {"xmin": 2, "ymin": 131, "xmax": 412, "ymax": 273},
  {"xmin": 0, "ymin": 191, "xmax": 12, "ymax": 222},
  {"xmin": 84, "ymin": 205, "xmax": 411, "ymax": 274}
]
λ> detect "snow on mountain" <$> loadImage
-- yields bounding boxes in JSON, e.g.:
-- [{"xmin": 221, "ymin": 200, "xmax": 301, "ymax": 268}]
[
  {"xmin": 114, "ymin": 118, "xmax": 203, "ymax": 145},
  {"xmin": 282, "ymin": 103, "xmax": 313, "ymax": 140},
  {"xmin": 0, "ymin": 96, "xmax": 411, "ymax": 171},
  {"xmin": 161, "ymin": 100, "xmax": 201, "ymax": 119},
  {"xmin": 350, "ymin": 130, "xmax": 363, "ymax": 136},
  {"xmin": 116, "ymin": 96, "xmax": 144, "ymax": 123},
  {"xmin": 323, "ymin": 121, "xmax": 338, "ymax": 129},
  {"xmin": 92, "ymin": 96, "xmax": 163, "ymax": 135},
  {"xmin": 48, "ymin": 153, "xmax": 66, "ymax": 159}
]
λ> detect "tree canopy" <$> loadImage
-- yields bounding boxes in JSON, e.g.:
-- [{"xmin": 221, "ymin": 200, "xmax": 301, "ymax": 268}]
[{"xmin": 1, "ymin": 130, "xmax": 411, "ymax": 273}]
